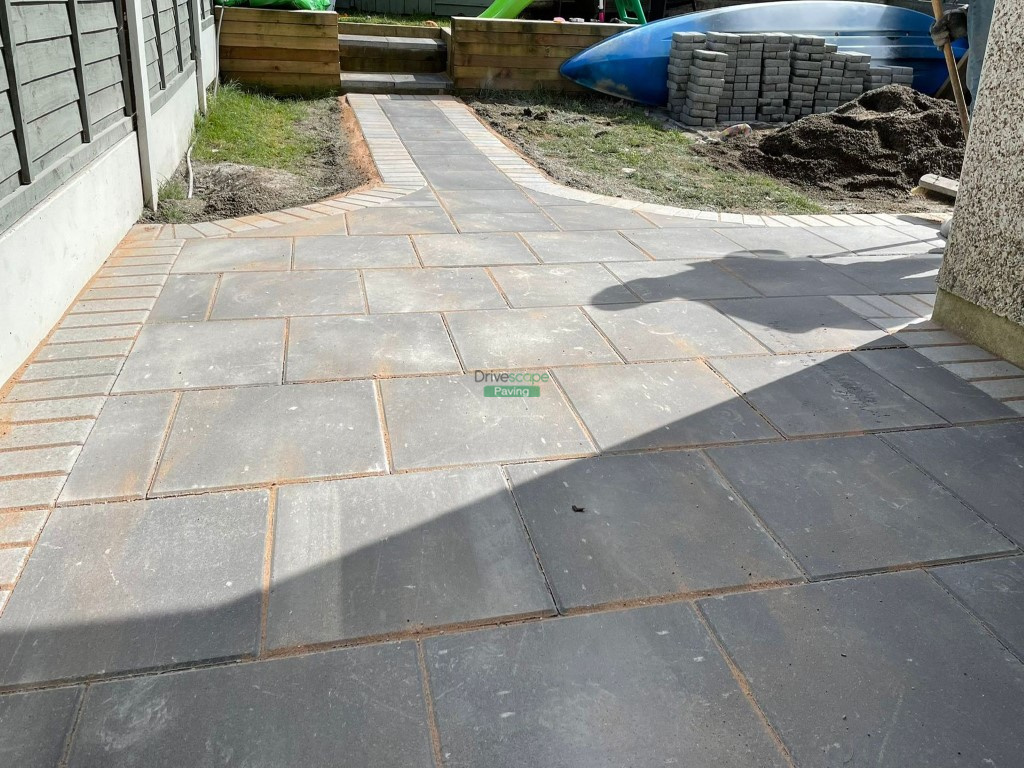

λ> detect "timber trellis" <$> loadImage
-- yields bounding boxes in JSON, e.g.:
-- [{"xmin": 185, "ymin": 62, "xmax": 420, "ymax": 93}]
[{"xmin": 0, "ymin": 0, "xmax": 215, "ymax": 231}]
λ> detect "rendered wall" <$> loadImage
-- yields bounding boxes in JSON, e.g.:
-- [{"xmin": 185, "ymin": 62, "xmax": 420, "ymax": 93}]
[
  {"xmin": 0, "ymin": 136, "xmax": 143, "ymax": 387},
  {"xmin": 934, "ymin": 0, "xmax": 1024, "ymax": 366}
]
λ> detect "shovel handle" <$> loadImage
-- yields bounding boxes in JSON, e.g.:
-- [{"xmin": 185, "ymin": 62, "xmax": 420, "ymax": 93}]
[{"xmin": 931, "ymin": 0, "xmax": 971, "ymax": 139}]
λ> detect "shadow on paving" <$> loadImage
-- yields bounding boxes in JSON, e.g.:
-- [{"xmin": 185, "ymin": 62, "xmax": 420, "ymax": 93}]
[{"xmin": 2, "ymin": 258, "xmax": 1023, "ymax": 768}]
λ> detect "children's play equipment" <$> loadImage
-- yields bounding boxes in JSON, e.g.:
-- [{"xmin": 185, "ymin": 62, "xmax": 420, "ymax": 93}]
[{"xmin": 559, "ymin": 1, "xmax": 968, "ymax": 106}]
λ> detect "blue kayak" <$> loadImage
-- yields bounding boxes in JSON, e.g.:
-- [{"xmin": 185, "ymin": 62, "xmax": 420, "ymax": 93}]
[{"xmin": 560, "ymin": 1, "xmax": 968, "ymax": 106}]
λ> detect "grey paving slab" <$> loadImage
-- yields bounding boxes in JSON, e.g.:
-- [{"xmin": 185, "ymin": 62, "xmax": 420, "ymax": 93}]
[
  {"xmin": 362, "ymin": 267, "xmax": 506, "ymax": 312},
  {"xmin": 821, "ymin": 253, "xmax": 942, "ymax": 293},
  {"xmin": 292, "ymin": 234, "xmax": 418, "ymax": 269},
  {"xmin": 623, "ymin": 228, "xmax": 747, "ymax": 258},
  {"xmin": 403, "ymin": 139, "xmax": 476, "ymax": 155},
  {"xmin": 0, "ymin": 396, "xmax": 105, "ymax": 423},
  {"xmin": 720, "ymin": 226, "xmax": 848, "ymax": 257},
  {"xmin": 932, "ymin": 557, "xmax": 1024, "ymax": 660},
  {"xmin": 451, "ymin": 211, "xmax": 559, "ymax": 233},
  {"xmin": 268, "ymin": 467, "xmax": 553, "ymax": 648},
  {"xmin": 413, "ymin": 233, "xmax": 538, "ymax": 266},
  {"xmin": 380, "ymin": 373, "xmax": 593, "ymax": 470},
  {"xmin": 287, "ymin": 313, "xmax": 461, "ymax": 381},
  {"xmin": 543, "ymin": 205, "xmax": 654, "ymax": 231},
  {"xmin": 210, "ymin": 271, "xmax": 364, "ymax": 319},
  {"xmin": 851, "ymin": 347, "xmax": 1018, "ymax": 424},
  {"xmin": 23, "ymin": 355, "xmax": 124, "ymax": 381},
  {"xmin": 718, "ymin": 255, "xmax": 871, "ymax": 296},
  {"xmin": 520, "ymin": 230, "xmax": 648, "ymax": 263},
  {"xmin": 811, "ymin": 224, "xmax": 930, "ymax": 253},
  {"xmin": 421, "ymin": 167, "xmax": 516, "ymax": 190},
  {"xmin": 917, "ymin": 343, "xmax": 999, "ymax": 363},
  {"xmin": 0, "ymin": 475, "xmax": 65, "ymax": 510},
  {"xmin": 0, "ymin": 444, "xmax": 80, "ymax": 477},
  {"xmin": 6, "ymin": 374, "xmax": 115, "ymax": 401},
  {"xmin": 489, "ymin": 263, "xmax": 637, "ymax": 307},
  {"xmin": 36, "ymin": 338, "xmax": 135, "ymax": 361},
  {"xmin": 710, "ymin": 296, "xmax": 893, "ymax": 352},
  {"xmin": 883, "ymin": 423, "xmax": 1024, "ymax": 546},
  {"xmin": 944, "ymin": 359, "xmax": 1024, "ymax": 379},
  {"xmin": 556, "ymin": 361, "xmax": 777, "ymax": 450},
  {"xmin": 425, "ymin": 603, "xmax": 788, "ymax": 768},
  {"xmin": 68, "ymin": 643, "xmax": 434, "ymax": 768},
  {"xmin": 435, "ymin": 189, "xmax": 540, "ymax": 214},
  {"xmin": 700, "ymin": 571, "xmax": 1024, "ymax": 767},
  {"xmin": 607, "ymin": 260, "xmax": 759, "ymax": 301},
  {"xmin": 712, "ymin": 353, "xmax": 946, "ymax": 436},
  {"xmin": 0, "ymin": 419, "xmax": 93, "ymax": 451},
  {"xmin": 520, "ymin": 188, "xmax": 591, "ymax": 207},
  {"xmin": 0, "ymin": 547, "xmax": 28, "ymax": 584},
  {"xmin": 0, "ymin": 687, "xmax": 81, "ymax": 768},
  {"xmin": 415, "ymin": 154, "xmax": 496, "ymax": 174},
  {"xmin": 0, "ymin": 508, "xmax": 48, "ymax": 544},
  {"xmin": 59, "ymin": 393, "xmax": 176, "ymax": 504},
  {"xmin": 583, "ymin": 301, "xmax": 767, "ymax": 361},
  {"xmin": 642, "ymin": 212, "xmax": 746, "ymax": 228},
  {"xmin": 347, "ymin": 206, "xmax": 456, "ymax": 235},
  {"xmin": 0, "ymin": 491, "xmax": 267, "ymax": 686},
  {"xmin": 710, "ymin": 436, "xmax": 1013, "ymax": 578},
  {"xmin": 173, "ymin": 238, "xmax": 291, "ymax": 273},
  {"xmin": 445, "ymin": 308, "xmax": 619, "ymax": 369},
  {"xmin": 507, "ymin": 452, "xmax": 799, "ymax": 609},
  {"xmin": 50, "ymin": 323, "xmax": 139, "ymax": 343},
  {"xmin": 143, "ymin": 273, "xmax": 217, "ymax": 322},
  {"xmin": 153, "ymin": 381, "xmax": 385, "ymax": 493},
  {"xmin": 112, "ymin": 319, "xmax": 284, "ymax": 392}
]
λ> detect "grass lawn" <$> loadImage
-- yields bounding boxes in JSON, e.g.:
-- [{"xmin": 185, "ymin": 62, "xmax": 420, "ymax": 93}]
[
  {"xmin": 470, "ymin": 93, "xmax": 825, "ymax": 215},
  {"xmin": 337, "ymin": 12, "xmax": 449, "ymax": 26}
]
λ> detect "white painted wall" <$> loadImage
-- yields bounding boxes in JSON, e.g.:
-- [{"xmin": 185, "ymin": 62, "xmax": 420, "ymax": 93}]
[
  {"xmin": 0, "ymin": 136, "xmax": 143, "ymax": 386},
  {"xmin": 201, "ymin": 20, "xmax": 219, "ymax": 87}
]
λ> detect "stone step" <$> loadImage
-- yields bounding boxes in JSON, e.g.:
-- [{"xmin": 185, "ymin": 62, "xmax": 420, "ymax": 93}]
[
  {"xmin": 339, "ymin": 34, "xmax": 447, "ymax": 74},
  {"xmin": 339, "ymin": 72, "xmax": 453, "ymax": 96}
]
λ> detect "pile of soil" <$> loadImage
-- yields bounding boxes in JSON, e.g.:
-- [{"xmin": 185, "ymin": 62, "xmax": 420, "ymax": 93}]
[
  {"xmin": 144, "ymin": 97, "xmax": 373, "ymax": 224},
  {"xmin": 705, "ymin": 85, "xmax": 965, "ymax": 203}
]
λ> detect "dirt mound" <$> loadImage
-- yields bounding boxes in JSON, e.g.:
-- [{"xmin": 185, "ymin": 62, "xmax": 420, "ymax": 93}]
[
  {"xmin": 190, "ymin": 162, "xmax": 314, "ymax": 219},
  {"xmin": 737, "ymin": 85, "xmax": 965, "ymax": 200}
]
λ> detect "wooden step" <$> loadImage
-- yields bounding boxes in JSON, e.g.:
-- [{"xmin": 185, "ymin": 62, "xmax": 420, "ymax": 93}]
[{"xmin": 339, "ymin": 72, "xmax": 453, "ymax": 95}]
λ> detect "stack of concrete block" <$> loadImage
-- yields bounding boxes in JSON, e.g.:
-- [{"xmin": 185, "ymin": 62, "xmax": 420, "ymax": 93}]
[
  {"xmin": 813, "ymin": 45, "xmax": 845, "ymax": 113},
  {"xmin": 840, "ymin": 52, "xmax": 870, "ymax": 101},
  {"xmin": 682, "ymin": 50, "xmax": 728, "ymax": 127},
  {"xmin": 787, "ymin": 35, "xmax": 826, "ymax": 119},
  {"xmin": 889, "ymin": 65, "xmax": 915, "ymax": 87},
  {"xmin": 758, "ymin": 33, "xmax": 793, "ymax": 123},
  {"xmin": 666, "ymin": 32, "xmax": 707, "ymax": 121},
  {"xmin": 705, "ymin": 32, "xmax": 740, "ymax": 123},
  {"xmin": 731, "ymin": 33, "xmax": 766, "ymax": 123},
  {"xmin": 864, "ymin": 65, "xmax": 894, "ymax": 90}
]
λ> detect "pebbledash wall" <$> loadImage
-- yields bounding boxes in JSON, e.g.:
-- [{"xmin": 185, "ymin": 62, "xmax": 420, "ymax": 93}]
[
  {"xmin": 934, "ymin": 0, "xmax": 1024, "ymax": 367},
  {"xmin": 0, "ymin": 0, "xmax": 218, "ymax": 388}
]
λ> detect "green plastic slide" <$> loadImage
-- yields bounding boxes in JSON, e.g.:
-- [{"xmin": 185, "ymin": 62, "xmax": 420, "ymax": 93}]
[
  {"xmin": 216, "ymin": 0, "xmax": 330, "ymax": 11},
  {"xmin": 478, "ymin": 0, "xmax": 536, "ymax": 19}
]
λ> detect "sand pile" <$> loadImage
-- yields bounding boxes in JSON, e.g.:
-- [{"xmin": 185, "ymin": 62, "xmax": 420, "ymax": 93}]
[{"xmin": 739, "ymin": 85, "xmax": 965, "ymax": 199}]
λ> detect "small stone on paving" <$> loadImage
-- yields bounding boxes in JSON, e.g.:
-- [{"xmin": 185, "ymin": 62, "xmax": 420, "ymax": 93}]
[{"xmin": 507, "ymin": 452, "xmax": 799, "ymax": 610}]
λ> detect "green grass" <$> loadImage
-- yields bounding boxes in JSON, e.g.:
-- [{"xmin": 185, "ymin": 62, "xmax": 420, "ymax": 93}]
[
  {"xmin": 336, "ymin": 12, "xmax": 450, "ymax": 26},
  {"xmin": 474, "ymin": 93, "xmax": 825, "ymax": 215},
  {"xmin": 190, "ymin": 83, "xmax": 317, "ymax": 173}
]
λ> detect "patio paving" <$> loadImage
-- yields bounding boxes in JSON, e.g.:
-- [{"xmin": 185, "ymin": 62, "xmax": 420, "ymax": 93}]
[{"xmin": 1, "ymin": 95, "xmax": 1022, "ymax": 766}]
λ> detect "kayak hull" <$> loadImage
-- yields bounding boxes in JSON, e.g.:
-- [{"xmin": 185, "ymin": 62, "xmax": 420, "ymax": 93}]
[{"xmin": 559, "ymin": 1, "xmax": 968, "ymax": 105}]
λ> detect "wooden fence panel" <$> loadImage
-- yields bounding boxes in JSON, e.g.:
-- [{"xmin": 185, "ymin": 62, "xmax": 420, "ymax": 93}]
[{"xmin": 0, "ymin": 0, "xmax": 132, "ymax": 230}]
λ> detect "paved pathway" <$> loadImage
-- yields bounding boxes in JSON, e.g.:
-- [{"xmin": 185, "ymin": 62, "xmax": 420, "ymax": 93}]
[{"xmin": 2, "ymin": 96, "xmax": 1024, "ymax": 767}]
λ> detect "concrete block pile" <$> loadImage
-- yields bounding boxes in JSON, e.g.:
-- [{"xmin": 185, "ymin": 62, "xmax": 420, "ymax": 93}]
[
  {"xmin": 758, "ymin": 33, "xmax": 792, "ymax": 123},
  {"xmin": 665, "ymin": 30, "xmax": 918, "ymax": 128},
  {"xmin": 681, "ymin": 50, "xmax": 728, "ymax": 127}
]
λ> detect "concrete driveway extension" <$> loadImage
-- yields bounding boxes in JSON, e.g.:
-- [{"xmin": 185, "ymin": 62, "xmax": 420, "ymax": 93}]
[{"xmin": 2, "ymin": 95, "xmax": 1024, "ymax": 767}]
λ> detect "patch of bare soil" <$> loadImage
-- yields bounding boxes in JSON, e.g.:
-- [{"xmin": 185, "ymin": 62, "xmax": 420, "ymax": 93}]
[
  {"xmin": 144, "ymin": 97, "xmax": 374, "ymax": 223},
  {"xmin": 698, "ymin": 85, "xmax": 964, "ymax": 212}
]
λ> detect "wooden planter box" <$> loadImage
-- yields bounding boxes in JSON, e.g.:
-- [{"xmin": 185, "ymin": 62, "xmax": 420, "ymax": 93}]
[
  {"xmin": 219, "ymin": 7, "xmax": 340, "ymax": 92},
  {"xmin": 449, "ymin": 17, "xmax": 626, "ymax": 92}
]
